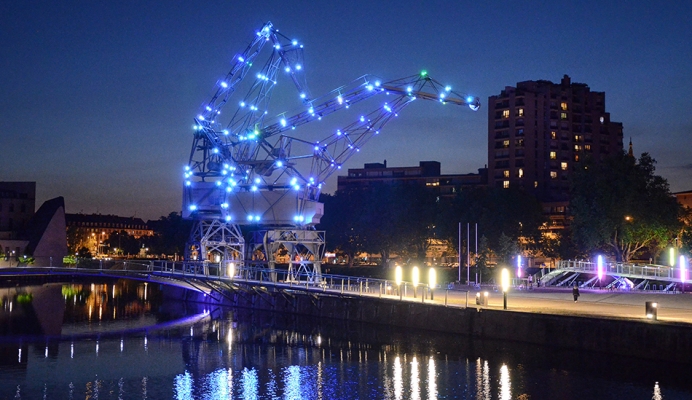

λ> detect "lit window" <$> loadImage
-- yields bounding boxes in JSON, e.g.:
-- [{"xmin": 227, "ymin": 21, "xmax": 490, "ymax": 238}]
[
  {"xmin": 518, "ymin": 168, "xmax": 524, "ymax": 178},
  {"xmin": 517, "ymin": 108, "xmax": 524, "ymax": 117},
  {"xmin": 574, "ymin": 154, "xmax": 580, "ymax": 162},
  {"xmin": 503, "ymin": 170, "xmax": 510, "ymax": 178},
  {"xmin": 550, "ymin": 171, "xmax": 557, "ymax": 179},
  {"xmin": 561, "ymin": 112, "xmax": 567, "ymax": 120},
  {"xmin": 551, "ymin": 131, "xmax": 556, "ymax": 140},
  {"xmin": 503, "ymin": 140, "xmax": 510, "ymax": 148},
  {"xmin": 550, "ymin": 151, "xmax": 556, "ymax": 160},
  {"xmin": 585, "ymin": 144, "xmax": 591, "ymax": 151},
  {"xmin": 561, "ymin": 162, "xmax": 568, "ymax": 171},
  {"xmin": 574, "ymin": 145, "xmax": 582, "ymax": 151},
  {"xmin": 599, "ymin": 116, "xmax": 604, "ymax": 123},
  {"xmin": 502, "ymin": 110, "xmax": 510, "ymax": 118},
  {"xmin": 534, "ymin": 181, "xmax": 538, "ymax": 188},
  {"xmin": 503, "ymin": 180, "xmax": 510, "ymax": 189},
  {"xmin": 561, "ymin": 102, "xmax": 568, "ymax": 111}
]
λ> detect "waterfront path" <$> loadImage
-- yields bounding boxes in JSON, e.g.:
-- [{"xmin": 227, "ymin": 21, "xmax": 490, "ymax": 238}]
[{"xmin": 437, "ymin": 286, "xmax": 692, "ymax": 324}]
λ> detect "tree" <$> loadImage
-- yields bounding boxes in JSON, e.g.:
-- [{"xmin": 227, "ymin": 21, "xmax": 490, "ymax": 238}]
[
  {"xmin": 318, "ymin": 191, "xmax": 367, "ymax": 266},
  {"xmin": 570, "ymin": 152, "xmax": 684, "ymax": 262},
  {"xmin": 438, "ymin": 186, "xmax": 546, "ymax": 258}
]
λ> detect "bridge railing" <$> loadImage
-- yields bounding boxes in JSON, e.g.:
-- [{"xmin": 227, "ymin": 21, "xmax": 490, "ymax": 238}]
[
  {"xmin": 149, "ymin": 260, "xmax": 482, "ymax": 307},
  {"xmin": 557, "ymin": 260, "xmax": 678, "ymax": 280}
]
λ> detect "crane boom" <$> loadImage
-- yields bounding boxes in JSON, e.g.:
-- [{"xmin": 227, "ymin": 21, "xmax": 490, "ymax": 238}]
[{"xmin": 182, "ymin": 22, "xmax": 480, "ymax": 276}]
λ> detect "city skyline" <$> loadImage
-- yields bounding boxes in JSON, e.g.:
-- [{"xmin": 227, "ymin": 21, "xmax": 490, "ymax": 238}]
[{"xmin": 2, "ymin": 1, "xmax": 690, "ymax": 220}]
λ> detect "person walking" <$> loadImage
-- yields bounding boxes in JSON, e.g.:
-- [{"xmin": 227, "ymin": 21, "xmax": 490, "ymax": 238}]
[{"xmin": 572, "ymin": 284, "xmax": 580, "ymax": 302}]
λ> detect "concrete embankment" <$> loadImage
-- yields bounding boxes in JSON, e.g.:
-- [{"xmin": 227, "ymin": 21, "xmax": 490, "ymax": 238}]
[{"xmin": 164, "ymin": 285, "xmax": 691, "ymax": 364}]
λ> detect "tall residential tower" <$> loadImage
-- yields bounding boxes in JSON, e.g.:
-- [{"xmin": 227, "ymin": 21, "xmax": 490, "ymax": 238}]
[{"xmin": 487, "ymin": 75, "xmax": 623, "ymax": 227}]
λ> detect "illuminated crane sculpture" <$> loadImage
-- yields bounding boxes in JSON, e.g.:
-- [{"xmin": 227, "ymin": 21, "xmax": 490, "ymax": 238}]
[{"xmin": 182, "ymin": 22, "xmax": 480, "ymax": 281}]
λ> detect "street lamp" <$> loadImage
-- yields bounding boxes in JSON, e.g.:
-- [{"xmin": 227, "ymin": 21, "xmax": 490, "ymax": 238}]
[
  {"xmin": 395, "ymin": 265, "xmax": 403, "ymax": 300},
  {"xmin": 669, "ymin": 247, "xmax": 676, "ymax": 267},
  {"xmin": 516, "ymin": 255, "xmax": 522, "ymax": 278},
  {"xmin": 501, "ymin": 268, "xmax": 509, "ymax": 310},
  {"xmin": 429, "ymin": 267, "xmax": 436, "ymax": 300},
  {"xmin": 680, "ymin": 255, "xmax": 687, "ymax": 293},
  {"xmin": 412, "ymin": 266, "xmax": 420, "ymax": 299},
  {"xmin": 597, "ymin": 255, "xmax": 604, "ymax": 289}
]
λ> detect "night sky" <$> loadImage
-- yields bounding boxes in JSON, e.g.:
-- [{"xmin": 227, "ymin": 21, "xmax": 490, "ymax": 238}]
[{"xmin": 2, "ymin": 1, "xmax": 690, "ymax": 221}]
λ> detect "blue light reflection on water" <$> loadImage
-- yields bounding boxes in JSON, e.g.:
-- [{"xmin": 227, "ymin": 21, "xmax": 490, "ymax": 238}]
[{"xmin": 0, "ymin": 281, "xmax": 691, "ymax": 399}]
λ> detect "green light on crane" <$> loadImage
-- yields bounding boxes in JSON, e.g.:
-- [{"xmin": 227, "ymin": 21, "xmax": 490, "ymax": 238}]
[{"xmin": 420, "ymin": 70, "xmax": 428, "ymax": 77}]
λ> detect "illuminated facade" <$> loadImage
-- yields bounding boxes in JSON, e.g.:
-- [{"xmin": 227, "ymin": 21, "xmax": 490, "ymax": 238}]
[
  {"xmin": 487, "ymin": 75, "xmax": 623, "ymax": 228},
  {"xmin": 65, "ymin": 214, "xmax": 153, "ymax": 256}
]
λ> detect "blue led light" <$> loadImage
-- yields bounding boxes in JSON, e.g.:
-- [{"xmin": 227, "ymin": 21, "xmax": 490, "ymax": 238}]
[
  {"xmin": 238, "ymin": 56, "xmax": 245, "ymax": 62},
  {"xmin": 247, "ymin": 215, "xmax": 253, "ymax": 221},
  {"xmin": 292, "ymin": 40, "xmax": 298, "ymax": 45},
  {"xmin": 197, "ymin": 115, "xmax": 205, "ymax": 121},
  {"xmin": 445, "ymin": 86, "xmax": 451, "ymax": 92},
  {"xmin": 189, "ymin": 205, "xmax": 197, "ymax": 211},
  {"xmin": 223, "ymin": 130, "xmax": 229, "ymax": 135},
  {"xmin": 276, "ymin": 160, "xmax": 283, "ymax": 167},
  {"xmin": 281, "ymin": 118, "xmax": 287, "ymax": 126},
  {"xmin": 295, "ymin": 64, "xmax": 302, "ymax": 70},
  {"xmin": 185, "ymin": 181, "xmax": 191, "ymax": 186},
  {"xmin": 220, "ymin": 81, "xmax": 228, "ymax": 88},
  {"xmin": 225, "ymin": 215, "xmax": 231, "ymax": 221},
  {"xmin": 213, "ymin": 148, "xmax": 219, "ymax": 153},
  {"xmin": 300, "ymin": 93, "xmax": 306, "ymax": 99},
  {"xmin": 285, "ymin": 66, "xmax": 291, "ymax": 72},
  {"xmin": 251, "ymin": 185, "xmax": 258, "ymax": 191},
  {"xmin": 240, "ymin": 101, "xmax": 246, "ymax": 107}
]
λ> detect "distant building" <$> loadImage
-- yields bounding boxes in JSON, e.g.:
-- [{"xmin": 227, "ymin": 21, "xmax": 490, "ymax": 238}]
[
  {"xmin": 676, "ymin": 190, "xmax": 692, "ymax": 225},
  {"xmin": 0, "ymin": 181, "xmax": 36, "ymax": 238},
  {"xmin": 336, "ymin": 160, "xmax": 487, "ymax": 196},
  {"xmin": 676, "ymin": 190, "xmax": 692, "ymax": 211},
  {"xmin": 65, "ymin": 214, "xmax": 153, "ymax": 256},
  {"xmin": 487, "ymin": 75, "xmax": 623, "ymax": 228},
  {"xmin": 0, "ymin": 181, "xmax": 66, "ymax": 267}
]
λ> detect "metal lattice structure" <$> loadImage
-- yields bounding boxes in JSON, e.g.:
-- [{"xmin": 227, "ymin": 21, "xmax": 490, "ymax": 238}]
[{"xmin": 182, "ymin": 21, "xmax": 480, "ymax": 278}]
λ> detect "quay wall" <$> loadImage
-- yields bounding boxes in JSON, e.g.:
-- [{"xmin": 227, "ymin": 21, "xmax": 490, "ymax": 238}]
[{"xmin": 163, "ymin": 286, "xmax": 690, "ymax": 364}]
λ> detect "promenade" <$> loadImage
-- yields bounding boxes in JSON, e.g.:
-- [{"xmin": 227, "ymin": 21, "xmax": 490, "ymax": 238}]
[{"xmin": 456, "ymin": 286, "xmax": 692, "ymax": 324}]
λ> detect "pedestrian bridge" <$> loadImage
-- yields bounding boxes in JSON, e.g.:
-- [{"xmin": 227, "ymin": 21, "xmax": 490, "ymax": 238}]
[
  {"xmin": 0, "ymin": 260, "xmax": 470, "ymax": 307},
  {"xmin": 542, "ymin": 260, "xmax": 686, "ymax": 291}
]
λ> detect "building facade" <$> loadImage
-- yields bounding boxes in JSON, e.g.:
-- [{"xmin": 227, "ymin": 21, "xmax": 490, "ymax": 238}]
[
  {"xmin": 487, "ymin": 75, "xmax": 623, "ymax": 228},
  {"xmin": 0, "ymin": 182, "xmax": 36, "ymax": 238},
  {"xmin": 336, "ymin": 160, "xmax": 486, "ymax": 196},
  {"xmin": 65, "ymin": 214, "xmax": 153, "ymax": 256}
]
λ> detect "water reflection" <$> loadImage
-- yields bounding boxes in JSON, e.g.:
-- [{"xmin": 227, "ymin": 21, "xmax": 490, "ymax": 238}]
[{"xmin": 0, "ymin": 280, "xmax": 690, "ymax": 399}]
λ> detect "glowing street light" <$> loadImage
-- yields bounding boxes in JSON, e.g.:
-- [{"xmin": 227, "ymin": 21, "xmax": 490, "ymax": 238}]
[
  {"xmin": 429, "ymin": 268, "xmax": 436, "ymax": 300},
  {"xmin": 412, "ymin": 266, "xmax": 420, "ymax": 299},
  {"xmin": 597, "ymin": 255, "xmax": 604, "ymax": 289},
  {"xmin": 227, "ymin": 262, "xmax": 235, "ymax": 279},
  {"xmin": 395, "ymin": 265, "xmax": 403, "ymax": 300},
  {"xmin": 517, "ymin": 255, "xmax": 522, "ymax": 278},
  {"xmin": 669, "ymin": 247, "xmax": 676, "ymax": 267},
  {"xmin": 680, "ymin": 255, "xmax": 687, "ymax": 293},
  {"xmin": 501, "ymin": 268, "xmax": 510, "ymax": 310}
]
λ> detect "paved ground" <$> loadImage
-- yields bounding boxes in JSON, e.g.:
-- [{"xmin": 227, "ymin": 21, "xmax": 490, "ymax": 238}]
[{"xmin": 426, "ymin": 286, "xmax": 692, "ymax": 324}]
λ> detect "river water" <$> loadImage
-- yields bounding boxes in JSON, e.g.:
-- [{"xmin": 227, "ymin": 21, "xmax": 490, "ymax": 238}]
[{"xmin": 0, "ymin": 278, "xmax": 690, "ymax": 399}]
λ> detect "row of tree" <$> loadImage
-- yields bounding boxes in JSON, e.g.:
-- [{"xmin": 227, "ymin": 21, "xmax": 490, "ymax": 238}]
[{"xmin": 318, "ymin": 152, "xmax": 690, "ymax": 268}]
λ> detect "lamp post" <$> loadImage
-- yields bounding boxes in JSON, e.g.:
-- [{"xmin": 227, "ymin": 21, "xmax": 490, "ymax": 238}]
[
  {"xmin": 412, "ymin": 266, "xmax": 420, "ymax": 299},
  {"xmin": 501, "ymin": 268, "xmax": 509, "ymax": 310},
  {"xmin": 680, "ymin": 255, "xmax": 687, "ymax": 294},
  {"xmin": 395, "ymin": 265, "xmax": 403, "ymax": 300},
  {"xmin": 669, "ymin": 247, "xmax": 676, "ymax": 267},
  {"xmin": 597, "ymin": 255, "xmax": 604, "ymax": 289},
  {"xmin": 429, "ymin": 267, "xmax": 436, "ymax": 301},
  {"xmin": 516, "ymin": 255, "xmax": 522, "ymax": 278}
]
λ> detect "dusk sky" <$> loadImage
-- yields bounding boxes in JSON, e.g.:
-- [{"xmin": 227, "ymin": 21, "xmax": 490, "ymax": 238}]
[{"xmin": 2, "ymin": 1, "xmax": 690, "ymax": 221}]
